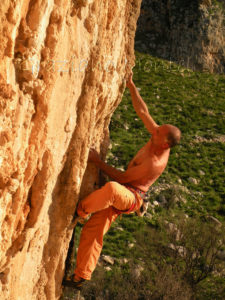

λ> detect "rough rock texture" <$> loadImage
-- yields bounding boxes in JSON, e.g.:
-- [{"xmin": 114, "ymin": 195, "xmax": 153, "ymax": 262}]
[
  {"xmin": 0, "ymin": 1, "xmax": 141, "ymax": 299},
  {"xmin": 136, "ymin": 0, "xmax": 225, "ymax": 73}
]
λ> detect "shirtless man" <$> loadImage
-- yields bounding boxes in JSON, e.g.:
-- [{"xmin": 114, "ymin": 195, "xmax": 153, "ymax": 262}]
[{"xmin": 63, "ymin": 72, "xmax": 181, "ymax": 290}]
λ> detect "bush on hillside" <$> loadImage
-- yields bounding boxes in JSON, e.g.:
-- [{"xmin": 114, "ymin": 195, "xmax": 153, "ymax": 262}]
[{"xmin": 81, "ymin": 215, "xmax": 225, "ymax": 300}]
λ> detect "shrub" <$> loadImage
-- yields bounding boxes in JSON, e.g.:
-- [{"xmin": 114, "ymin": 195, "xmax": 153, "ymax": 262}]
[{"xmin": 81, "ymin": 215, "xmax": 225, "ymax": 300}]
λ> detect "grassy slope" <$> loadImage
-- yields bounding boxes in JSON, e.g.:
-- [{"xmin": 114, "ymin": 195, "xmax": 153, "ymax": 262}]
[
  {"xmin": 100, "ymin": 51, "xmax": 225, "ymax": 298},
  {"xmin": 83, "ymin": 48, "xmax": 224, "ymax": 265},
  {"xmin": 64, "ymin": 52, "xmax": 225, "ymax": 299},
  {"xmin": 73, "ymin": 50, "xmax": 225, "ymax": 264},
  {"xmin": 108, "ymin": 51, "xmax": 225, "ymax": 221},
  {"xmin": 100, "ymin": 50, "xmax": 225, "ymax": 272}
]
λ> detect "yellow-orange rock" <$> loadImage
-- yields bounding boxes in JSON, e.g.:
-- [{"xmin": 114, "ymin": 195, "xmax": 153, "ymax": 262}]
[{"xmin": 0, "ymin": 1, "xmax": 141, "ymax": 299}]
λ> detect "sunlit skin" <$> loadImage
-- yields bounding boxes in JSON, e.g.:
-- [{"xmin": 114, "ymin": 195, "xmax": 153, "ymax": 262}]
[{"xmin": 89, "ymin": 72, "xmax": 181, "ymax": 192}]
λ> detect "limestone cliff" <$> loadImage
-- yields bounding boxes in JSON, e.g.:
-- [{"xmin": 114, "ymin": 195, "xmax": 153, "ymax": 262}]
[
  {"xmin": 136, "ymin": 0, "xmax": 225, "ymax": 73},
  {"xmin": 0, "ymin": 1, "xmax": 141, "ymax": 299}
]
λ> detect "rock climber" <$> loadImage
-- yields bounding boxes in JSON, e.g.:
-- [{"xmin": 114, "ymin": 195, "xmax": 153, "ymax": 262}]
[{"xmin": 63, "ymin": 71, "xmax": 181, "ymax": 290}]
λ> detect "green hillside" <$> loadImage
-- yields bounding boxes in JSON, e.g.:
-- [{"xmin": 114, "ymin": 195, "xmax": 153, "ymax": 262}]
[
  {"xmin": 63, "ymin": 52, "xmax": 225, "ymax": 300},
  {"xmin": 109, "ymin": 51, "xmax": 225, "ymax": 220}
]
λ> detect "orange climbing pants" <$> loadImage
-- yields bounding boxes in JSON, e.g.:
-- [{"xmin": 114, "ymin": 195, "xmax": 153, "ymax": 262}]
[{"xmin": 74, "ymin": 181, "xmax": 143, "ymax": 280}]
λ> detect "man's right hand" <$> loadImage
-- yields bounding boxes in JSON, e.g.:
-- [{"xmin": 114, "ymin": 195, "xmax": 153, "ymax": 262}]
[{"xmin": 88, "ymin": 148, "xmax": 101, "ymax": 164}]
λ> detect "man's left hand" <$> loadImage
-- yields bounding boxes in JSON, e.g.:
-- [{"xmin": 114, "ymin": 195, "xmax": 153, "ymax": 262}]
[
  {"xmin": 88, "ymin": 148, "xmax": 101, "ymax": 164},
  {"xmin": 126, "ymin": 71, "xmax": 134, "ymax": 88}
]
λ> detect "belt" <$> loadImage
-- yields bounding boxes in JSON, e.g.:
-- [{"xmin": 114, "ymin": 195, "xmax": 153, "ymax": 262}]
[
  {"xmin": 113, "ymin": 185, "xmax": 146, "ymax": 215},
  {"xmin": 125, "ymin": 185, "xmax": 146, "ymax": 199}
]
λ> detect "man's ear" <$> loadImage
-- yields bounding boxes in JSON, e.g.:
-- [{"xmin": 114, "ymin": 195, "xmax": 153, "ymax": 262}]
[{"xmin": 162, "ymin": 142, "xmax": 170, "ymax": 149}]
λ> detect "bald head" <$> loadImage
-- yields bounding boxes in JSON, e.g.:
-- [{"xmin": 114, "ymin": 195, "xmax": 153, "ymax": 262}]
[
  {"xmin": 163, "ymin": 124, "xmax": 181, "ymax": 148},
  {"xmin": 152, "ymin": 124, "xmax": 181, "ymax": 149}
]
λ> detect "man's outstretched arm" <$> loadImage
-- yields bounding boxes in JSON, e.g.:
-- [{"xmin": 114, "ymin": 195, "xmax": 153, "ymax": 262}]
[{"xmin": 126, "ymin": 72, "xmax": 158, "ymax": 134}]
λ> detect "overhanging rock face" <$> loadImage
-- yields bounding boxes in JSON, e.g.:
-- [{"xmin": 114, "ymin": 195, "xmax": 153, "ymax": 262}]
[{"xmin": 0, "ymin": 1, "xmax": 141, "ymax": 299}]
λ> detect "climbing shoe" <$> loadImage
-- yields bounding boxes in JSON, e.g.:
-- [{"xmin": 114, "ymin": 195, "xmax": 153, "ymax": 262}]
[{"xmin": 62, "ymin": 275, "xmax": 86, "ymax": 290}]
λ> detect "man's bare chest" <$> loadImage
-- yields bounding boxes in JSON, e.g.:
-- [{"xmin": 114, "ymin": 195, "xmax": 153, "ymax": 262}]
[
  {"xmin": 131, "ymin": 148, "xmax": 149, "ymax": 166},
  {"xmin": 129, "ymin": 146, "xmax": 169, "ymax": 174}
]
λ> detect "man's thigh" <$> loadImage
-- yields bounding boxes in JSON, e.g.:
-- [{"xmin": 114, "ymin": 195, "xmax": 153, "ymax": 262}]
[
  {"xmin": 107, "ymin": 181, "xmax": 135, "ymax": 211},
  {"xmin": 77, "ymin": 181, "xmax": 135, "ymax": 217}
]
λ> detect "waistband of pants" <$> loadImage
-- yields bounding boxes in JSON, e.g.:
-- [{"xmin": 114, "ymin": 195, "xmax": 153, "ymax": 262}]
[
  {"xmin": 124, "ymin": 185, "xmax": 146, "ymax": 199},
  {"xmin": 113, "ymin": 185, "xmax": 146, "ymax": 215}
]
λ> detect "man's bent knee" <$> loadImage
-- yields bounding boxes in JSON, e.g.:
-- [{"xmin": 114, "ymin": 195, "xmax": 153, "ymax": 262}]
[{"xmin": 104, "ymin": 181, "xmax": 121, "ymax": 194}]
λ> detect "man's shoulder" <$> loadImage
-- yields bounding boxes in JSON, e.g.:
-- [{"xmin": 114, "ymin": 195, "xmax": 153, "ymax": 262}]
[{"xmin": 143, "ymin": 138, "xmax": 152, "ymax": 149}]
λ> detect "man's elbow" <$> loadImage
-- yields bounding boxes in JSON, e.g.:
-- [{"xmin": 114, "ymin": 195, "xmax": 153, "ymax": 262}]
[
  {"xmin": 151, "ymin": 124, "xmax": 159, "ymax": 132},
  {"xmin": 138, "ymin": 110, "xmax": 150, "ymax": 121}
]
